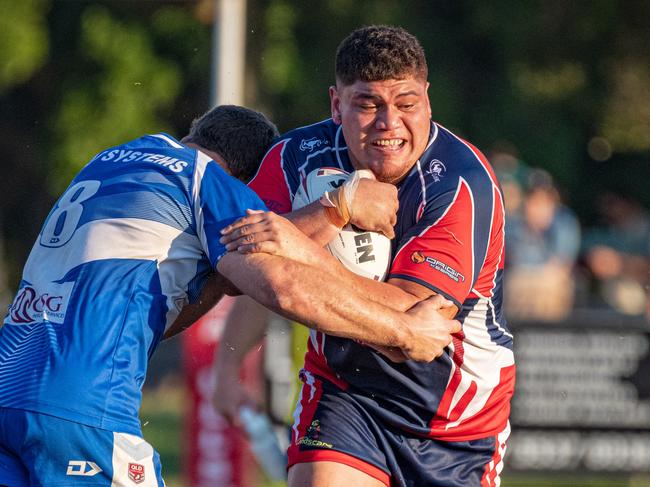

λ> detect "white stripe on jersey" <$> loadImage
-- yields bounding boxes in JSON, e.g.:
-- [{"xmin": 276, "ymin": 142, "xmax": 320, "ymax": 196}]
[
  {"xmin": 483, "ymin": 421, "xmax": 511, "ymax": 486},
  {"xmin": 150, "ymin": 133, "xmax": 184, "ymax": 149},
  {"xmin": 192, "ymin": 151, "xmax": 211, "ymax": 261},
  {"xmin": 24, "ymin": 217, "xmax": 202, "ymax": 330},
  {"xmin": 444, "ymin": 299, "xmax": 515, "ymax": 430},
  {"xmin": 291, "ymin": 371, "xmax": 317, "ymax": 444},
  {"xmin": 309, "ymin": 329, "xmax": 319, "ymax": 353},
  {"xmin": 334, "ymin": 125, "xmax": 347, "ymax": 169},
  {"xmin": 460, "ymin": 176, "xmax": 477, "ymax": 290},
  {"xmin": 416, "ymin": 159, "xmax": 427, "ymax": 211}
]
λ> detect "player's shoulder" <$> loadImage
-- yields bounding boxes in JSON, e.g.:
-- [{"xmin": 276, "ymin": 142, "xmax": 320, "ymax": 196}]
[
  {"xmin": 88, "ymin": 133, "xmax": 197, "ymax": 175},
  {"xmin": 276, "ymin": 118, "xmax": 339, "ymax": 155},
  {"xmin": 425, "ymin": 123, "xmax": 500, "ymax": 190}
]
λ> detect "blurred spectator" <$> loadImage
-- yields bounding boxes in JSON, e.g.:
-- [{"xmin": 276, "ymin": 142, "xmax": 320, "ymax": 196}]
[
  {"xmin": 505, "ymin": 169, "xmax": 581, "ymax": 321},
  {"xmin": 581, "ymin": 192, "xmax": 650, "ymax": 318},
  {"xmin": 490, "ymin": 145, "xmax": 528, "ymax": 218}
]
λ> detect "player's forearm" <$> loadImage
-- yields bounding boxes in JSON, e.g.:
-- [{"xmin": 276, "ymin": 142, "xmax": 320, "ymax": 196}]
[
  {"xmin": 217, "ymin": 253, "xmax": 411, "ymax": 349},
  {"xmin": 286, "ymin": 201, "xmax": 340, "ymax": 246},
  {"xmin": 324, "ymin": 264, "xmax": 420, "ymax": 312},
  {"xmin": 214, "ymin": 296, "xmax": 270, "ymax": 372}
]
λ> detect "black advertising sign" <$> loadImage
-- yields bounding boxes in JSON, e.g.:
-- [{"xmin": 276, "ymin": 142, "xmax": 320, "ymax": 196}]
[{"xmin": 507, "ymin": 314, "xmax": 650, "ymax": 473}]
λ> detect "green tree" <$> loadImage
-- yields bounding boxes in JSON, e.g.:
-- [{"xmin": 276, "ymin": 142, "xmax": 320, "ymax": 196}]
[{"xmin": 0, "ymin": 0, "xmax": 49, "ymax": 93}]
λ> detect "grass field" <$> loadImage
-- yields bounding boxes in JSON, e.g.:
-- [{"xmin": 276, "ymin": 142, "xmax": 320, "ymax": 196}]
[{"xmin": 140, "ymin": 384, "xmax": 650, "ymax": 487}]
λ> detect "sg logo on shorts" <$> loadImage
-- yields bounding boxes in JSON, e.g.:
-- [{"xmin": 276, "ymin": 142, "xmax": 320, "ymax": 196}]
[{"xmin": 128, "ymin": 463, "xmax": 145, "ymax": 484}]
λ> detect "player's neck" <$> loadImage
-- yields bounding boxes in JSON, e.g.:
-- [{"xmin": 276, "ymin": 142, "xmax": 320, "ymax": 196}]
[{"xmin": 182, "ymin": 140, "xmax": 231, "ymax": 176}]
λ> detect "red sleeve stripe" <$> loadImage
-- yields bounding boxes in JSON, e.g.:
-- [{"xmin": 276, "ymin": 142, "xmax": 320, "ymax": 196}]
[
  {"xmin": 248, "ymin": 139, "xmax": 293, "ymax": 214},
  {"xmin": 463, "ymin": 177, "xmax": 478, "ymax": 286},
  {"xmin": 389, "ymin": 178, "xmax": 477, "ymax": 304},
  {"xmin": 392, "ymin": 176, "xmax": 467, "ymax": 263},
  {"xmin": 440, "ymin": 124, "xmax": 506, "ymax": 294},
  {"xmin": 472, "ymin": 188, "xmax": 505, "ymax": 297},
  {"xmin": 248, "ymin": 138, "xmax": 286, "ymax": 186},
  {"xmin": 472, "ymin": 186, "xmax": 506, "ymax": 297}
]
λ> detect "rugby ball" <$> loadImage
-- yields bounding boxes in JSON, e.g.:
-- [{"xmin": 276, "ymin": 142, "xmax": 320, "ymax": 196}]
[{"xmin": 292, "ymin": 167, "xmax": 392, "ymax": 281}]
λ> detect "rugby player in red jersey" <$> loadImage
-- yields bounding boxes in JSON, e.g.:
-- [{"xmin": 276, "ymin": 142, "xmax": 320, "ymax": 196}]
[{"xmin": 217, "ymin": 25, "xmax": 514, "ymax": 487}]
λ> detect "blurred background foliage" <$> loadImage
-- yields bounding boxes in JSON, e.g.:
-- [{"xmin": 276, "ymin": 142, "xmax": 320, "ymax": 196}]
[{"xmin": 0, "ymin": 0, "xmax": 649, "ymax": 295}]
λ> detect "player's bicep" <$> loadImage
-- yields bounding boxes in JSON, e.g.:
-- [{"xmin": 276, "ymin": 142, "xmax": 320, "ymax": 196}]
[{"xmin": 387, "ymin": 277, "xmax": 459, "ymax": 319}]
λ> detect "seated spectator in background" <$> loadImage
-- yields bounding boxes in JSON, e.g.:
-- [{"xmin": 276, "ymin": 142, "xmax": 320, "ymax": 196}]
[
  {"xmin": 581, "ymin": 191, "xmax": 650, "ymax": 318},
  {"xmin": 505, "ymin": 169, "xmax": 581, "ymax": 321}
]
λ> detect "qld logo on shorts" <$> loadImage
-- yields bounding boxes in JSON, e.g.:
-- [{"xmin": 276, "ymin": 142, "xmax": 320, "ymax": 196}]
[
  {"xmin": 128, "ymin": 463, "xmax": 145, "ymax": 484},
  {"xmin": 7, "ymin": 282, "xmax": 73, "ymax": 325}
]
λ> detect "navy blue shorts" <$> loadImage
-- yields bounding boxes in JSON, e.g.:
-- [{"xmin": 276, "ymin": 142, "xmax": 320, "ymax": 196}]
[
  {"xmin": 0, "ymin": 407, "xmax": 164, "ymax": 486},
  {"xmin": 288, "ymin": 371, "xmax": 509, "ymax": 487}
]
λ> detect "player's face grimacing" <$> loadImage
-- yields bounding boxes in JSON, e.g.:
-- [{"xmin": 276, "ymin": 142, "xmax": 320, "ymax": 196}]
[{"xmin": 330, "ymin": 75, "xmax": 432, "ymax": 184}]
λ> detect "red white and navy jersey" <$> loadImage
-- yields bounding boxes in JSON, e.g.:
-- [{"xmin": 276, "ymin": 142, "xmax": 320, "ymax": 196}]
[{"xmin": 250, "ymin": 119, "xmax": 515, "ymax": 442}]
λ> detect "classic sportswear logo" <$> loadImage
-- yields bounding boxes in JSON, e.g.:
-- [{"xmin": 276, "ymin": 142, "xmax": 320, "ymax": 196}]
[
  {"xmin": 66, "ymin": 460, "xmax": 102, "ymax": 476},
  {"xmin": 7, "ymin": 282, "xmax": 74, "ymax": 325}
]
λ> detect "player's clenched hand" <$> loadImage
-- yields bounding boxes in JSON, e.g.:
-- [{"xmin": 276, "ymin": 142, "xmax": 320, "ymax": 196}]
[
  {"xmin": 220, "ymin": 209, "xmax": 326, "ymax": 266},
  {"xmin": 401, "ymin": 295, "xmax": 461, "ymax": 362},
  {"xmin": 349, "ymin": 178, "xmax": 398, "ymax": 239},
  {"xmin": 212, "ymin": 365, "xmax": 257, "ymax": 427}
]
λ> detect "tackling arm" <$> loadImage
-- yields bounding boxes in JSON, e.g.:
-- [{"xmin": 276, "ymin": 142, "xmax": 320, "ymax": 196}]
[
  {"xmin": 211, "ymin": 221, "xmax": 460, "ymax": 421},
  {"xmin": 220, "ymin": 211, "xmax": 459, "ymax": 318},
  {"xmin": 216, "ymin": 252, "xmax": 411, "ymax": 348}
]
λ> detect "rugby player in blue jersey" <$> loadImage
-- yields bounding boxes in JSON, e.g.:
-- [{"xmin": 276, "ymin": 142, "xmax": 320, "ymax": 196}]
[
  {"xmin": 0, "ymin": 104, "xmax": 460, "ymax": 486},
  {"xmin": 217, "ymin": 26, "xmax": 515, "ymax": 487}
]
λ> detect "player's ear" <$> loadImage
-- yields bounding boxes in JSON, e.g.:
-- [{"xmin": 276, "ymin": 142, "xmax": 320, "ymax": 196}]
[{"xmin": 329, "ymin": 85, "xmax": 342, "ymax": 125}]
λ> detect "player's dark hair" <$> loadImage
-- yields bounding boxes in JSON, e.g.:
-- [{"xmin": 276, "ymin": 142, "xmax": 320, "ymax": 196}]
[
  {"xmin": 185, "ymin": 105, "xmax": 279, "ymax": 182},
  {"xmin": 335, "ymin": 25, "xmax": 428, "ymax": 86}
]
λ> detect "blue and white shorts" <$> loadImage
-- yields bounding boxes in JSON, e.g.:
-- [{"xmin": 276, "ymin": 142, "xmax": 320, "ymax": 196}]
[{"xmin": 0, "ymin": 407, "xmax": 164, "ymax": 486}]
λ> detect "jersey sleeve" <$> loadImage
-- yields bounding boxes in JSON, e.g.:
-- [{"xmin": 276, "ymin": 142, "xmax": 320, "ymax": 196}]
[
  {"xmin": 248, "ymin": 138, "xmax": 299, "ymax": 214},
  {"xmin": 192, "ymin": 155, "xmax": 267, "ymax": 268},
  {"xmin": 389, "ymin": 175, "xmax": 497, "ymax": 308}
]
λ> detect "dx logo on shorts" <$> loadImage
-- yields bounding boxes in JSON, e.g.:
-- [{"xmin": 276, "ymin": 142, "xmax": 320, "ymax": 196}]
[{"xmin": 66, "ymin": 460, "xmax": 103, "ymax": 476}]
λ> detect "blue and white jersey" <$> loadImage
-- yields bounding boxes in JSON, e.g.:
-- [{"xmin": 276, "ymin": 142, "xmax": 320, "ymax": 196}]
[{"xmin": 0, "ymin": 133, "xmax": 265, "ymax": 435}]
